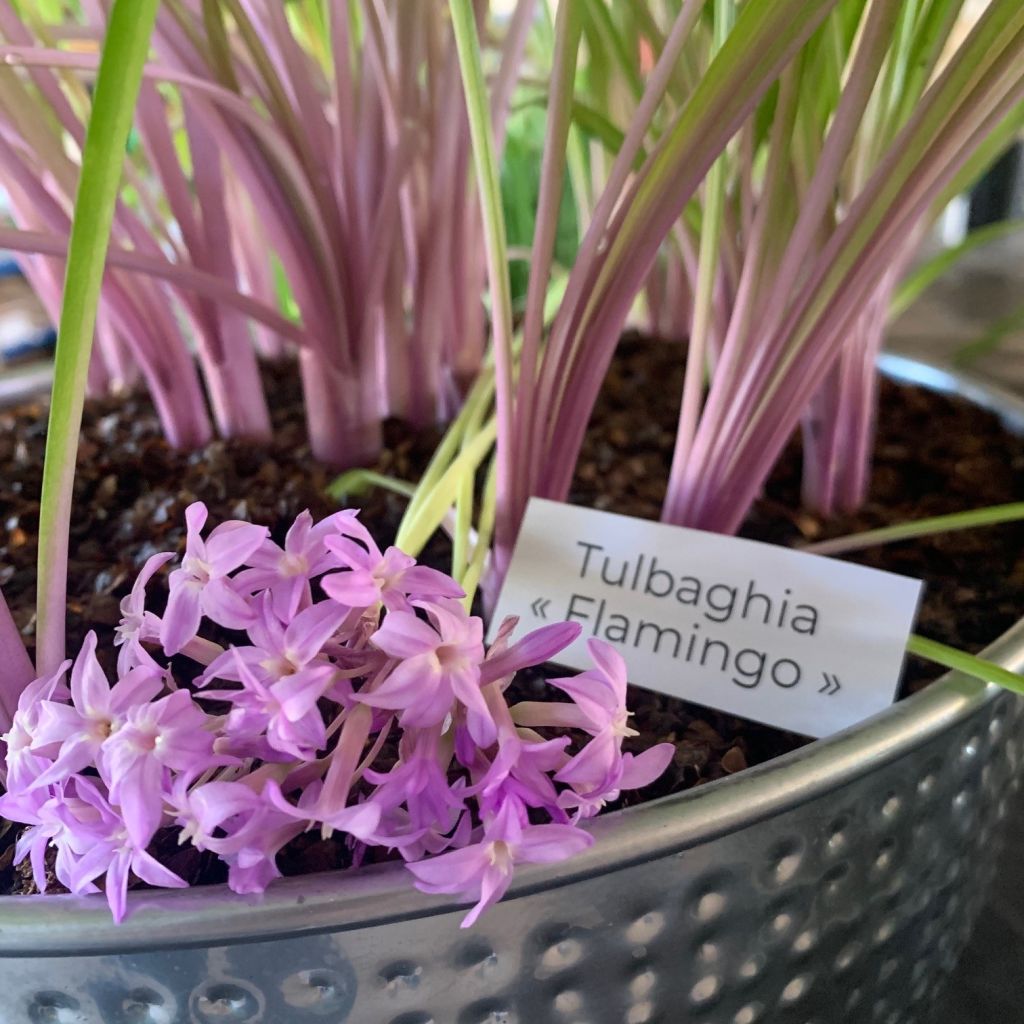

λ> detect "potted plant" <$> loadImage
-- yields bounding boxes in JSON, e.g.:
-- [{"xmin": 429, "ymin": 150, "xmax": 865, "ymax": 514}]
[{"xmin": 0, "ymin": 2, "xmax": 1023, "ymax": 1022}]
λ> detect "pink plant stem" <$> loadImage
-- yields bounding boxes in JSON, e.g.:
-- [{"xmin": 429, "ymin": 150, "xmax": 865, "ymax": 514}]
[
  {"xmin": 490, "ymin": 0, "xmax": 538, "ymax": 152},
  {"xmin": 0, "ymin": 586, "xmax": 34, "ymax": 736},
  {"xmin": 512, "ymin": 0, "xmax": 581, "ymax": 530},
  {"xmin": 765, "ymin": 0, "xmax": 904, "ymax": 337},
  {"xmin": 699, "ymin": 79, "xmax": 1024, "ymax": 535},
  {"xmin": 104, "ymin": 273, "xmax": 213, "ymax": 448},
  {"xmin": 800, "ymin": 355, "xmax": 847, "ymax": 516},
  {"xmin": 318, "ymin": 704, "xmax": 373, "ymax": 828},
  {"xmin": 227, "ymin": 188, "xmax": 290, "ymax": 360},
  {"xmin": 687, "ymin": 88, "xmax": 1024, "ymax": 528},
  {"xmin": 95, "ymin": 311, "xmax": 139, "ymax": 393},
  {"xmin": 0, "ymin": 146, "xmax": 210, "ymax": 446},
  {"xmin": 673, "ymin": 2, "xmax": 903, "ymax": 524},
  {"xmin": 184, "ymin": 107, "xmax": 271, "ymax": 440},
  {"xmin": 524, "ymin": 0, "xmax": 705, "ymax": 510},
  {"xmin": 535, "ymin": 0, "xmax": 842, "ymax": 514},
  {"xmin": 299, "ymin": 349, "xmax": 383, "ymax": 469},
  {"xmin": 831, "ymin": 270, "xmax": 900, "ymax": 511},
  {"xmin": 0, "ymin": 226, "xmax": 307, "ymax": 343}
]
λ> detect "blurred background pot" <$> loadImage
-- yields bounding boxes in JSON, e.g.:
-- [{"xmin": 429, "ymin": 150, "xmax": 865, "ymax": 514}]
[{"xmin": 0, "ymin": 354, "xmax": 1021, "ymax": 1024}]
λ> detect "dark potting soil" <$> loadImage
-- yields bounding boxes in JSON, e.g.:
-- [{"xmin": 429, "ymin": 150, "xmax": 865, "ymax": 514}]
[{"xmin": 1, "ymin": 336, "xmax": 1022, "ymax": 895}]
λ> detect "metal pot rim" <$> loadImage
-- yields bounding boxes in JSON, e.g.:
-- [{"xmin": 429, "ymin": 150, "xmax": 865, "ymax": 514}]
[{"xmin": 2, "ymin": 352, "xmax": 1022, "ymax": 955}]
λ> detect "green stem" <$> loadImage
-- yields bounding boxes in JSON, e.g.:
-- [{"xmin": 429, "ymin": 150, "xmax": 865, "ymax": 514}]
[
  {"xmin": 36, "ymin": 0, "xmax": 160, "ymax": 674},
  {"xmin": 907, "ymin": 635, "xmax": 1024, "ymax": 694},
  {"xmin": 802, "ymin": 502, "xmax": 1024, "ymax": 556},
  {"xmin": 449, "ymin": 0, "xmax": 517, "ymax": 567}
]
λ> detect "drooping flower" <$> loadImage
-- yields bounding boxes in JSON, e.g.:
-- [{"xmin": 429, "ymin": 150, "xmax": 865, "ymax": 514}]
[
  {"xmin": 470, "ymin": 730, "xmax": 571, "ymax": 820},
  {"xmin": 57, "ymin": 777, "xmax": 188, "ymax": 922},
  {"xmin": 114, "ymin": 551, "xmax": 173, "ymax": 674},
  {"xmin": 548, "ymin": 640, "xmax": 646, "ymax": 790},
  {"xmin": 1, "ymin": 660, "xmax": 70, "ymax": 792},
  {"xmin": 161, "ymin": 502, "xmax": 268, "ymax": 655},
  {"xmin": 365, "ymin": 728, "xmax": 468, "ymax": 855},
  {"xmin": 169, "ymin": 776, "xmax": 303, "ymax": 892},
  {"xmin": 557, "ymin": 744, "xmax": 675, "ymax": 820},
  {"xmin": 2, "ymin": 781, "xmax": 87, "ymax": 892},
  {"xmin": 362, "ymin": 599, "xmax": 494, "ymax": 744},
  {"xmin": 407, "ymin": 798, "xmax": 593, "ymax": 927}
]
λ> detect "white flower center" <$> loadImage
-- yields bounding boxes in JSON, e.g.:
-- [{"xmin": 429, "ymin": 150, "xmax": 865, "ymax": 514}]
[
  {"xmin": 486, "ymin": 839, "xmax": 515, "ymax": 873},
  {"xmin": 279, "ymin": 552, "xmax": 309, "ymax": 578},
  {"xmin": 612, "ymin": 709, "xmax": 638, "ymax": 739},
  {"xmin": 183, "ymin": 555, "xmax": 214, "ymax": 583}
]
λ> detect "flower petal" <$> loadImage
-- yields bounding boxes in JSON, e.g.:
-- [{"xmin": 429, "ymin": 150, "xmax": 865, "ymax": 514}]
[
  {"xmin": 619, "ymin": 743, "xmax": 674, "ymax": 791},
  {"xmin": 284, "ymin": 601, "xmax": 348, "ymax": 665},
  {"xmin": 112, "ymin": 756, "xmax": 165, "ymax": 847},
  {"xmin": 205, "ymin": 521, "xmax": 270, "ymax": 574},
  {"xmin": 370, "ymin": 612, "xmax": 439, "ymax": 659},
  {"xmin": 517, "ymin": 822, "xmax": 594, "ymax": 863},
  {"xmin": 131, "ymin": 848, "xmax": 188, "ymax": 889},
  {"xmin": 481, "ymin": 621, "xmax": 581, "ymax": 685},
  {"xmin": 322, "ymin": 569, "xmax": 380, "ymax": 608},
  {"xmin": 69, "ymin": 633, "xmax": 108, "ymax": 717},
  {"xmin": 201, "ymin": 578, "xmax": 257, "ymax": 630},
  {"xmin": 161, "ymin": 576, "xmax": 204, "ymax": 656}
]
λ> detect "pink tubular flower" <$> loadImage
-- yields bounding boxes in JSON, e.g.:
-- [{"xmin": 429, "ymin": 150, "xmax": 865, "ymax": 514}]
[
  {"xmin": 114, "ymin": 551, "xmax": 173, "ymax": 674},
  {"xmin": 365, "ymin": 729, "xmax": 467, "ymax": 854},
  {"xmin": 235, "ymin": 509, "xmax": 356, "ymax": 620},
  {"xmin": 30, "ymin": 633, "xmax": 163, "ymax": 791},
  {"xmin": 101, "ymin": 689, "xmax": 218, "ymax": 846},
  {"xmin": 59, "ymin": 777, "xmax": 187, "ymax": 922},
  {"xmin": 203, "ymin": 649, "xmax": 335, "ymax": 760},
  {"xmin": 548, "ymin": 640, "xmax": 643, "ymax": 787},
  {"xmin": 407, "ymin": 798, "xmax": 593, "ymax": 927},
  {"xmin": 557, "ymin": 745, "xmax": 675, "ymax": 820},
  {"xmin": 323, "ymin": 532, "xmax": 464, "ymax": 612},
  {"xmin": 362, "ymin": 599, "xmax": 494, "ymax": 744},
  {"xmin": 471, "ymin": 731, "xmax": 570, "ymax": 819},
  {"xmin": 1, "ymin": 781, "xmax": 87, "ymax": 892},
  {"xmin": 0, "ymin": 505, "xmax": 673, "ymax": 926},
  {"xmin": 172, "ymin": 778, "xmax": 304, "ymax": 894},
  {"xmin": 480, "ymin": 619, "xmax": 582, "ymax": 686},
  {"xmin": 201, "ymin": 596, "xmax": 347, "ymax": 687},
  {"xmin": 1, "ymin": 660, "xmax": 70, "ymax": 792},
  {"xmin": 161, "ymin": 502, "xmax": 268, "ymax": 655}
]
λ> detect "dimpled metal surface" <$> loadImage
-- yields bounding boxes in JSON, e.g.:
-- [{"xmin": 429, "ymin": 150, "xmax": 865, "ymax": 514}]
[{"xmin": 1, "ymin": 358, "xmax": 1022, "ymax": 1024}]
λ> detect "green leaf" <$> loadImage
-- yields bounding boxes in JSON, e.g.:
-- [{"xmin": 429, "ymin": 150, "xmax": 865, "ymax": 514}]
[
  {"xmin": 955, "ymin": 298, "xmax": 1024, "ymax": 366},
  {"xmin": 395, "ymin": 421, "xmax": 498, "ymax": 558},
  {"xmin": 35, "ymin": 0, "xmax": 160, "ymax": 674},
  {"xmin": 907, "ymin": 635, "xmax": 1024, "ymax": 694},
  {"xmin": 890, "ymin": 217, "xmax": 1024, "ymax": 320},
  {"xmin": 803, "ymin": 502, "xmax": 1024, "ymax": 556},
  {"xmin": 326, "ymin": 469, "xmax": 417, "ymax": 503}
]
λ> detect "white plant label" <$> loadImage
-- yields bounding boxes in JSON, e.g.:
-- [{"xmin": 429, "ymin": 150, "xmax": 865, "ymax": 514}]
[{"xmin": 490, "ymin": 498, "xmax": 924, "ymax": 738}]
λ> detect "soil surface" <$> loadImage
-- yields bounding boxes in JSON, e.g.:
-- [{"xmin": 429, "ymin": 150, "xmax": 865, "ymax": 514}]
[{"xmin": 1, "ymin": 336, "xmax": 1023, "ymax": 894}]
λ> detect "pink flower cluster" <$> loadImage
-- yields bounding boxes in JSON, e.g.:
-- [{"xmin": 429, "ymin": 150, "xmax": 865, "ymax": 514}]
[{"xmin": 0, "ymin": 504, "xmax": 672, "ymax": 923}]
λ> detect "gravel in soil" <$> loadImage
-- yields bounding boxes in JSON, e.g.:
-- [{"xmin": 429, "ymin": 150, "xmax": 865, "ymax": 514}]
[{"xmin": 1, "ymin": 336, "xmax": 1022, "ymax": 895}]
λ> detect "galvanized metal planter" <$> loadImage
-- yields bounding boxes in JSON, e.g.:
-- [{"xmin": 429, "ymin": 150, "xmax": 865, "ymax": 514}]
[{"xmin": 1, "ymin": 355, "xmax": 1022, "ymax": 1024}]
